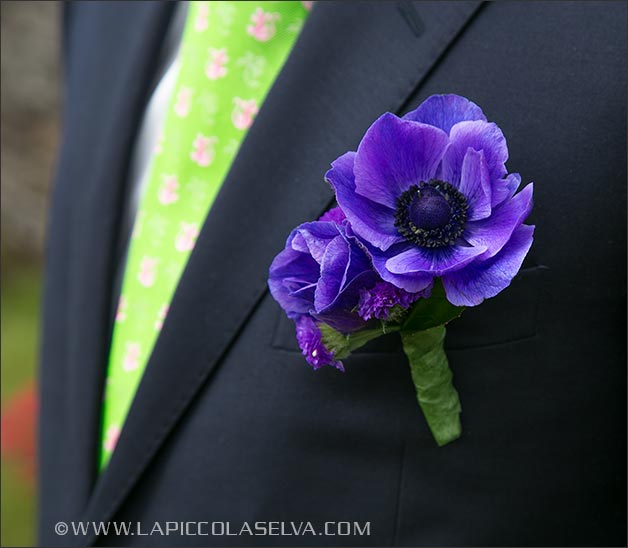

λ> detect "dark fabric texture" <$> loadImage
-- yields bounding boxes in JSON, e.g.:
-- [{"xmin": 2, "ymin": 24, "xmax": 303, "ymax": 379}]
[{"xmin": 38, "ymin": 2, "xmax": 626, "ymax": 546}]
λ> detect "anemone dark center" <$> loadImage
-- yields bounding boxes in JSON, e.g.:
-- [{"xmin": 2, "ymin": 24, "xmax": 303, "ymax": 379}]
[
  {"xmin": 407, "ymin": 185, "xmax": 452, "ymax": 230},
  {"xmin": 394, "ymin": 180, "xmax": 468, "ymax": 248}
]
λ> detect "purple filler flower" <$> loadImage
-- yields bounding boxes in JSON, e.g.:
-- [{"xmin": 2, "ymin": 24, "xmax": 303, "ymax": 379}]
[
  {"xmin": 295, "ymin": 315, "xmax": 344, "ymax": 371},
  {"xmin": 325, "ymin": 94, "xmax": 534, "ymax": 306},
  {"xmin": 268, "ymin": 208, "xmax": 378, "ymax": 333},
  {"xmin": 357, "ymin": 281, "xmax": 429, "ymax": 321}
]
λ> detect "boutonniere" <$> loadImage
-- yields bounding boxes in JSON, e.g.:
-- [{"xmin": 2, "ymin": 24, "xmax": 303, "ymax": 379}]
[{"xmin": 268, "ymin": 94, "xmax": 534, "ymax": 446}]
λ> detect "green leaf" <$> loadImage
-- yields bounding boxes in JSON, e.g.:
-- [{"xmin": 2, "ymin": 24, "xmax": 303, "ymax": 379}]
[
  {"xmin": 319, "ymin": 323, "xmax": 399, "ymax": 360},
  {"xmin": 401, "ymin": 325, "xmax": 461, "ymax": 446},
  {"xmin": 402, "ymin": 279, "xmax": 464, "ymax": 332}
]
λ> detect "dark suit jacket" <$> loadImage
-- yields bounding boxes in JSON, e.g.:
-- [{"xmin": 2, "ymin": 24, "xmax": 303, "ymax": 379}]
[{"xmin": 38, "ymin": 2, "xmax": 627, "ymax": 546}]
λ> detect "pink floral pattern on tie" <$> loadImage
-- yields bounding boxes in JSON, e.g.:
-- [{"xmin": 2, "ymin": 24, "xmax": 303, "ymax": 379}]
[
  {"xmin": 194, "ymin": 4, "xmax": 210, "ymax": 32},
  {"xmin": 205, "ymin": 48, "xmax": 229, "ymax": 80},
  {"xmin": 122, "ymin": 342, "xmax": 141, "ymax": 372},
  {"xmin": 103, "ymin": 425, "xmax": 121, "ymax": 453},
  {"xmin": 138, "ymin": 256, "xmax": 158, "ymax": 287},
  {"xmin": 174, "ymin": 87, "xmax": 194, "ymax": 117},
  {"xmin": 232, "ymin": 97, "xmax": 259, "ymax": 130},
  {"xmin": 175, "ymin": 222, "xmax": 200, "ymax": 252},
  {"xmin": 190, "ymin": 134, "xmax": 218, "ymax": 166},
  {"xmin": 155, "ymin": 304, "xmax": 169, "ymax": 331},
  {"xmin": 115, "ymin": 296, "xmax": 127, "ymax": 322},
  {"xmin": 247, "ymin": 7, "xmax": 280, "ymax": 41},
  {"xmin": 158, "ymin": 174, "xmax": 180, "ymax": 205}
]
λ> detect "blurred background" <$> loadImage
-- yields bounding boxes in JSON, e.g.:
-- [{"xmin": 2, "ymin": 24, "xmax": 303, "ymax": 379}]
[{"xmin": 1, "ymin": 1, "xmax": 61, "ymax": 545}]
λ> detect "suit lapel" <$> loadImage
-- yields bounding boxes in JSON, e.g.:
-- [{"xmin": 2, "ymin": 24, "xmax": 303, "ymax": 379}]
[
  {"xmin": 76, "ymin": 1, "xmax": 482, "ymax": 543},
  {"xmin": 63, "ymin": 1, "xmax": 175, "ymax": 516}
]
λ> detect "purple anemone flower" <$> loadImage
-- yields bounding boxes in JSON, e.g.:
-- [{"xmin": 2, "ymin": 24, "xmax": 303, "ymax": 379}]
[
  {"xmin": 325, "ymin": 94, "xmax": 534, "ymax": 306},
  {"xmin": 268, "ymin": 208, "xmax": 378, "ymax": 334}
]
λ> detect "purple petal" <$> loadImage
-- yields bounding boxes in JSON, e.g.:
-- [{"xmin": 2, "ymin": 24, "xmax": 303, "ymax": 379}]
[
  {"xmin": 369, "ymin": 243, "xmax": 434, "ymax": 293},
  {"xmin": 441, "ymin": 120, "xmax": 508, "ymax": 187},
  {"xmin": 442, "ymin": 224, "xmax": 535, "ymax": 306},
  {"xmin": 314, "ymin": 270, "xmax": 378, "ymax": 332},
  {"xmin": 386, "ymin": 244, "xmax": 487, "ymax": 277},
  {"xmin": 314, "ymin": 228, "xmax": 375, "ymax": 315},
  {"xmin": 293, "ymin": 222, "xmax": 342, "ymax": 264},
  {"xmin": 491, "ymin": 172, "xmax": 521, "ymax": 208},
  {"xmin": 288, "ymin": 281, "xmax": 316, "ymax": 302},
  {"xmin": 318, "ymin": 206, "xmax": 346, "ymax": 223},
  {"xmin": 314, "ymin": 235, "xmax": 349, "ymax": 312},
  {"xmin": 458, "ymin": 148, "xmax": 492, "ymax": 221},
  {"xmin": 465, "ymin": 183, "xmax": 533, "ymax": 259},
  {"xmin": 325, "ymin": 152, "xmax": 403, "ymax": 251},
  {"xmin": 343, "ymin": 233, "xmax": 374, "ymax": 284},
  {"xmin": 313, "ymin": 309, "xmax": 368, "ymax": 333},
  {"xmin": 403, "ymin": 94, "xmax": 486, "ymax": 135},
  {"xmin": 353, "ymin": 113, "xmax": 450, "ymax": 208},
  {"xmin": 315, "ymin": 232, "xmax": 377, "ymax": 332},
  {"xmin": 268, "ymin": 280, "xmax": 310, "ymax": 318},
  {"xmin": 268, "ymin": 244, "xmax": 319, "ymax": 317}
]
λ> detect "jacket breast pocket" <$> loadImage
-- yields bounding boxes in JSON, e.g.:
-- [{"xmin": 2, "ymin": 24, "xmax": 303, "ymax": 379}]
[
  {"xmin": 445, "ymin": 265, "xmax": 548, "ymax": 350},
  {"xmin": 271, "ymin": 266, "xmax": 548, "ymax": 354}
]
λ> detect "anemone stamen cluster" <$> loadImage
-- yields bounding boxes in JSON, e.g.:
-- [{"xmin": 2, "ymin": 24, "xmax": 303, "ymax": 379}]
[{"xmin": 394, "ymin": 180, "xmax": 468, "ymax": 248}]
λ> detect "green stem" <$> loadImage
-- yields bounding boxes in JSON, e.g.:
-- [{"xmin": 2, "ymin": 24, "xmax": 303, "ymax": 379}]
[
  {"xmin": 320, "ymin": 323, "xmax": 400, "ymax": 360},
  {"xmin": 400, "ymin": 326, "xmax": 461, "ymax": 446}
]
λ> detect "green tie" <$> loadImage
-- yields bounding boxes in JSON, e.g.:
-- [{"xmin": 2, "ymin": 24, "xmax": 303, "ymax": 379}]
[{"xmin": 100, "ymin": 1, "xmax": 308, "ymax": 470}]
